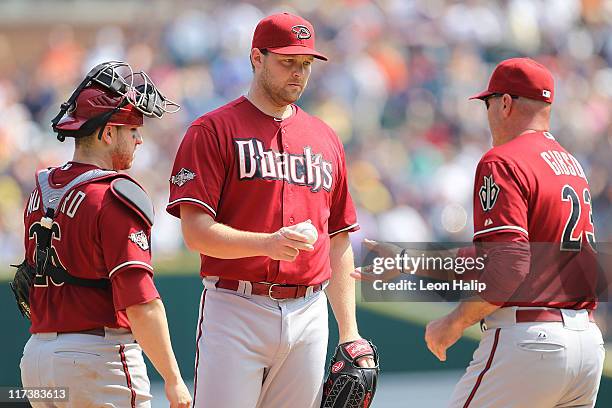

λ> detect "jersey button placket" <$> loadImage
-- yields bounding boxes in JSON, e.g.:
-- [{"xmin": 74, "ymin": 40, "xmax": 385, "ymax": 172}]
[
  {"xmin": 280, "ymin": 126, "xmax": 289, "ymax": 151},
  {"xmin": 281, "ymin": 126, "xmax": 294, "ymax": 226},
  {"xmin": 281, "ymin": 128, "xmax": 289, "ymax": 149}
]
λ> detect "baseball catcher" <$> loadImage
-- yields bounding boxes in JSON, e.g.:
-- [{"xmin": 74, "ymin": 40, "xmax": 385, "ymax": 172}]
[
  {"xmin": 321, "ymin": 339, "xmax": 379, "ymax": 408},
  {"xmin": 16, "ymin": 60, "xmax": 192, "ymax": 407}
]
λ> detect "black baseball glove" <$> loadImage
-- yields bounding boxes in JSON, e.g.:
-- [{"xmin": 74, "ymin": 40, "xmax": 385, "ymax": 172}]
[
  {"xmin": 9, "ymin": 260, "xmax": 35, "ymax": 320},
  {"xmin": 321, "ymin": 339, "xmax": 379, "ymax": 408}
]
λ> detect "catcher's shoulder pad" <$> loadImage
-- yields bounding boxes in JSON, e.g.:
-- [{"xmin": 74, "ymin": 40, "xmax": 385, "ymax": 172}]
[{"xmin": 110, "ymin": 178, "xmax": 154, "ymax": 227}]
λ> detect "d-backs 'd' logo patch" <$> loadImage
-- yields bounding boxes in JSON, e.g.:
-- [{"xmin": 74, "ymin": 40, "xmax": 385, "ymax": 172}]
[
  {"xmin": 479, "ymin": 175, "xmax": 500, "ymax": 212},
  {"xmin": 234, "ymin": 138, "xmax": 333, "ymax": 192},
  {"xmin": 129, "ymin": 231, "xmax": 149, "ymax": 250},
  {"xmin": 291, "ymin": 25, "xmax": 311, "ymax": 40},
  {"xmin": 171, "ymin": 168, "xmax": 196, "ymax": 187}
]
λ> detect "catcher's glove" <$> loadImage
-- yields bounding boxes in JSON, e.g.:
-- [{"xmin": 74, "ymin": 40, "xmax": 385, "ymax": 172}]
[
  {"xmin": 9, "ymin": 260, "xmax": 35, "ymax": 320},
  {"xmin": 321, "ymin": 339, "xmax": 379, "ymax": 408}
]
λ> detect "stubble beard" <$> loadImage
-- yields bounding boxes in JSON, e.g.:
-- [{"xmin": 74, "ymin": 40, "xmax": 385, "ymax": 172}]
[
  {"xmin": 260, "ymin": 66, "xmax": 304, "ymax": 107},
  {"xmin": 112, "ymin": 137, "xmax": 134, "ymax": 170}
]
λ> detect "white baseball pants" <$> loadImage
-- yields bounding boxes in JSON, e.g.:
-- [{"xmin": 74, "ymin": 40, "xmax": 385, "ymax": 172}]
[
  {"xmin": 20, "ymin": 328, "xmax": 151, "ymax": 408},
  {"xmin": 193, "ymin": 279, "xmax": 329, "ymax": 408},
  {"xmin": 449, "ymin": 308, "xmax": 605, "ymax": 408}
]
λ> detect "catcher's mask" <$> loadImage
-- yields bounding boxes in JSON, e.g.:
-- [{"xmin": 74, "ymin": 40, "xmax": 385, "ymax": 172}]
[{"xmin": 51, "ymin": 61, "xmax": 180, "ymax": 141}]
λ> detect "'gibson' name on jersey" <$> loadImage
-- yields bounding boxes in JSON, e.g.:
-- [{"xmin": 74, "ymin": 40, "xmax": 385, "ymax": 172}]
[
  {"xmin": 235, "ymin": 138, "xmax": 333, "ymax": 192},
  {"xmin": 540, "ymin": 150, "xmax": 587, "ymax": 180}
]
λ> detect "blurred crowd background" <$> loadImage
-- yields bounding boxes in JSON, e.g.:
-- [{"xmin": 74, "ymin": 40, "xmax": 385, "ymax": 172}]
[{"xmin": 0, "ymin": 0, "xmax": 610, "ymax": 326}]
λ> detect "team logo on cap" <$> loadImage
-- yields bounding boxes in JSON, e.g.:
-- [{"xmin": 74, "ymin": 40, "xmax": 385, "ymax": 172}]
[
  {"xmin": 129, "ymin": 231, "xmax": 149, "ymax": 250},
  {"xmin": 291, "ymin": 25, "xmax": 311, "ymax": 40},
  {"xmin": 542, "ymin": 90, "xmax": 551, "ymax": 98},
  {"xmin": 171, "ymin": 168, "xmax": 196, "ymax": 187}
]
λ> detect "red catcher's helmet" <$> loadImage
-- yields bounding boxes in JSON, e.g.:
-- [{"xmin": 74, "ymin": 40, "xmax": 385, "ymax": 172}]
[{"xmin": 54, "ymin": 85, "xmax": 143, "ymax": 131}]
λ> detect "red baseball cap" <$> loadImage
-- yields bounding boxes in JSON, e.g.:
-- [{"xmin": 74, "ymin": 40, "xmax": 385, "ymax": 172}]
[
  {"xmin": 470, "ymin": 58, "xmax": 554, "ymax": 103},
  {"xmin": 252, "ymin": 12, "xmax": 328, "ymax": 61}
]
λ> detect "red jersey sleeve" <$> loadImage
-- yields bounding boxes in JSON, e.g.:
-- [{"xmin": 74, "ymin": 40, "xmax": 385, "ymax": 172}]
[
  {"xmin": 99, "ymin": 198, "xmax": 157, "ymax": 308},
  {"xmin": 473, "ymin": 160, "xmax": 529, "ymax": 241},
  {"xmin": 328, "ymin": 147, "xmax": 359, "ymax": 237},
  {"xmin": 111, "ymin": 267, "xmax": 159, "ymax": 311},
  {"xmin": 476, "ymin": 233, "xmax": 531, "ymax": 304},
  {"xmin": 167, "ymin": 124, "xmax": 226, "ymax": 219}
]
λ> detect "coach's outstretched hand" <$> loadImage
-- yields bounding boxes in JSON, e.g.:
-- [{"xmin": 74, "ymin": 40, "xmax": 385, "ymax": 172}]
[{"xmin": 350, "ymin": 239, "xmax": 403, "ymax": 282}]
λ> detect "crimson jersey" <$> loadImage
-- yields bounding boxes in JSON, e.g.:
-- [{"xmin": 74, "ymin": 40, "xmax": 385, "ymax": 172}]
[
  {"xmin": 24, "ymin": 162, "xmax": 159, "ymax": 333},
  {"xmin": 167, "ymin": 96, "xmax": 359, "ymax": 285},
  {"xmin": 472, "ymin": 131, "xmax": 598, "ymax": 309}
]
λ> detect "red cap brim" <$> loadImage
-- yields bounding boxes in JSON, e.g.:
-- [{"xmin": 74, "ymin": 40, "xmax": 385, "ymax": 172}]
[
  {"xmin": 267, "ymin": 45, "xmax": 328, "ymax": 61},
  {"xmin": 468, "ymin": 90, "xmax": 494, "ymax": 100}
]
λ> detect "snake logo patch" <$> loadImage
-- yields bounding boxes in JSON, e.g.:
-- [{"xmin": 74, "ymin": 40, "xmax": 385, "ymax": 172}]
[
  {"xmin": 291, "ymin": 25, "xmax": 311, "ymax": 40},
  {"xmin": 479, "ymin": 175, "xmax": 500, "ymax": 212}
]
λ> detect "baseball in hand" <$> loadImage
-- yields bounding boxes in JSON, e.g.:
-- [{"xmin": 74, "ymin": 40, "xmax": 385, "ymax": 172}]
[{"xmin": 290, "ymin": 221, "xmax": 318, "ymax": 245}]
